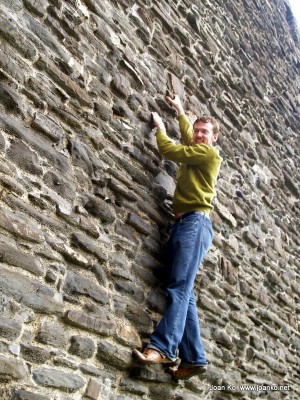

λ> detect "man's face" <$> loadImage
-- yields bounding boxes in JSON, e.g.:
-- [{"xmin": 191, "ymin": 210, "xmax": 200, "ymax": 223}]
[{"xmin": 192, "ymin": 121, "xmax": 218, "ymax": 146}]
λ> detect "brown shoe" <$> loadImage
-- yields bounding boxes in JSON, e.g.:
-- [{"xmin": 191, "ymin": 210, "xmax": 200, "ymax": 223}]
[
  {"xmin": 166, "ymin": 365, "xmax": 207, "ymax": 380},
  {"xmin": 132, "ymin": 348, "xmax": 177, "ymax": 365}
]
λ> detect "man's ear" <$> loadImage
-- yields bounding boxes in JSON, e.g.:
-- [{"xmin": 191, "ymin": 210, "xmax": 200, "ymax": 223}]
[{"xmin": 212, "ymin": 133, "xmax": 218, "ymax": 143}]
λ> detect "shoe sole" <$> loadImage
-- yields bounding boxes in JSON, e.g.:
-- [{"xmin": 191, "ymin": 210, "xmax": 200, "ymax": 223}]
[{"xmin": 166, "ymin": 366, "xmax": 207, "ymax": 380}]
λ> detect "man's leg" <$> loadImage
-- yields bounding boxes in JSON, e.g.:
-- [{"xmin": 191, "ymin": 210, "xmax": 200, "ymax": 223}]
[
  {"xmin": 147, "ymin": 214, "xmax": 212, "ymax": 360},
  {"xmin": 178, "ymin": 290, "xmax": 207, "ymax": 366}
]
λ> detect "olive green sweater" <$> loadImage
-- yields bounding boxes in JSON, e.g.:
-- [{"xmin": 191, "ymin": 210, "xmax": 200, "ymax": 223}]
[{"xmin": 156, "ymin": 114, "xmax": 222, "ymax": 214}]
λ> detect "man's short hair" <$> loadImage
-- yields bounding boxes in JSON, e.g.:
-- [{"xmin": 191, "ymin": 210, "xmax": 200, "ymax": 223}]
[{"xmin": 193, "ymin": 115, "xmax": 220, "ymax": 136}]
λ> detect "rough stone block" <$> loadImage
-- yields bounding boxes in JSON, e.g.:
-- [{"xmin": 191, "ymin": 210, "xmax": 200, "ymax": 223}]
[
  {"xmin": 83, "ymin": 195, "xmax": 116, "ymax": 223},
  {"xmin": 12, "ymin": 388, "xmax": 50, "ymax": 400},
  {"xmin": 120, "ymin": 301, "xmax": 153, "ymax": 334},
  {"xmin": 115, "ymin": 324, "xmax": 142, "ymax": 348},
  {"xmin": 0, "ymin": 208, "xmax": 44, "ymax": 243},
  {"xmin": 7, "ymin": 139, "xmax": 43, "ymax": 174},
  {"xmin": 0, "ymin": 317, "xmax": 22, "ymax": 340},
  {"xmin": 36, "ymin": 55, "xmax": 92, "ymax": 107},
  {"xmin": 0, "ymin": 243, "xmax": 44, "ymax": 276},
  {"xmin": 43, "ymin": 170, "xmax": 76, "ymax": 201},
  {"xmin": 84, "ymin": 378, "xmax": 101, "ymax": 400},
  {"xmin": 32, "ymin": 367, "xmax": 85, "ymax": 392},
  {"xmin": 71, "ymin": 232, "xmax": 107, "ymax": 263},
  {"xmin": 63, "ymin": 270, "xmax": 109, "ymax": 304},
  {"xmin": 127, "ymin": 212, "xmax": 153, "ymax": 235},
  {"xmin": 97, "ymin": 339, "xmax": 132, "ymax": 370},
  {"xmin": 36, "ymin": 322, "xmax": 67, "ymax": 348},
  {"xmin": 65, "ymin": 310, "xmax": 115, "ymax": 336},
  {"xmin": 0, "ymin": 355, "xmax": 28, "ymax": 382},
  {"xmin": 69, "ymin": 335, "xmax": 96, "ymax": 359},
  {"xmin": 0, "ymin": 266, "xmax": 64, "ymax": 314},
  {"xmin": 20, "ymin": 344, "xmax": 50, "ymax": 364},
  {"xmin": 120, "ymin": 378, "xmax": 149, "ymax": 396},
  {"xmin": 114, "ymin": 280, "xmax": 145, "ymax": 303},
  {"xmin": 0, "ymin": 83, "xmax": 26, "ymax": 115}
]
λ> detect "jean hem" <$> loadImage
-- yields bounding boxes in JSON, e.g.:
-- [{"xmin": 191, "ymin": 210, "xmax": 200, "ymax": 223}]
[{"xmin": 179, "ymin": 362, "xmax": 208, "ymax": 368}]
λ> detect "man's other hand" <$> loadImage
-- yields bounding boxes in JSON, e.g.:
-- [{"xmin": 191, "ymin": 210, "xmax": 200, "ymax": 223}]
[
  {"xmin": 166, "ymin": 95, "xmax": 184, "ymax": 116},
  {"xmin": 152, "ymin": 112, "xmax": 165, "ymax": 130}
]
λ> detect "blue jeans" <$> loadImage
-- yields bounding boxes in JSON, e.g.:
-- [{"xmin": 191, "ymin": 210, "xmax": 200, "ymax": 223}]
[{"xmin": 148, "ymin": 211, "xmax": 212, "ymax": 366}]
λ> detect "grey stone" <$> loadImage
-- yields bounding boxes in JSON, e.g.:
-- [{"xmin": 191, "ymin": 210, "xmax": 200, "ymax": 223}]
[
  {"xmin": 0, "ymin": 355, "xmax": 28, "ymax": 382},
  {"xmin": 43, "ymin": 171, "xmax": 76, "ymax": 201},
  {"xmin": 12, "ymin": 388, "xmax": 50, "ymax": 400},
  {"xmin": 84, "ymin": 195, "xmax": 116, "ymax": 223},
  {"xmin": 114, "ymin": 299, "xmax": 153, "ymax": 334},
  {"xmin": 212, "ymin": 329, "xmax": 234, "ymax": 350},
  {"xmin": 65, "ymin": 310, "xmax": 115, "ymax": 336},
  {"xmin": 0, "ymin": 243, "xmax": 44, "ymax": 276},
  {"xmin": 97, "ymin": 340, "xmax": 132, "ymax": 370},
  {"xmin": 0, "ymin": 113, "xmax": 72, "ymax": 176},
  {"xmin": 63, "ymin": 270, "xmax": 109, "ymax": 304},
  {"xmin": 0, "ymin": 317, "xmax": 22, "ymax": 339},
  {"xmin": 36, "ymin": 55, "xmax": 91, "ymax": 106},
  {"xmin": 0, "ymin": 83, "xmax": 26, "ymax": 115},
  {"xmin": 32, "ymin": 112, "xmax": 64, "ymax": 142},
  {"xmin": 120, "ymin": 378, "xmax": 149, "ymax": 396},
  {"xmin": 114, "ymin": 280, "xmax": 145, "ymax": 303},
  {"xmin": 20, "ymin": 344, "xmax": 50, "ymax": 364},
  {"xmin": 7, "ymin": 141, "xmax": 43, "ymax": 175},
  {"xmin": 110, "ymin": 75, "xmax": 131, "ymax": 98},
  {"xmin": 32, "ymin": 368, "xmax": 85, "ymax": 392},
  {"xmin": 0, "ymin": 131, "xmax": 5, "ymax": 151},
  {"xmin": 0, "ymin": 266, "xmax": 64, "ymax": 314},
  {"xmin": 0, "ymin": 208, "xmax": 44, "ymax": 243},
  {"xmin": 71, "ymin": 232, "xmax": 107, "ymax": 263},
  {"xmin": 84, "ymin": 378, "xmax": 101, "ymax": 400},
  {"xmin": 36, "ymin": 322, "xmax": 67, "ymax": 348},
  {"xmin": 115, "ymin": 223, "xmax": 139, "ymax": 244},
  {"xmin": 69, "ymin": 335, "xmax": 96, "ymax": 359},
  {"xmin": 127, "ymin": 212, "xmax": 153, "ymax": 235}
]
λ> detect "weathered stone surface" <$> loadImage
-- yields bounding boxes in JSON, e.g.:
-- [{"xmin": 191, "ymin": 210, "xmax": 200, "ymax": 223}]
[
  {"xmin": 0, "ymin": 208, "xmax": 44, "ymax": 242},
  {"xmin": 97, "ymin": 340, "xmax": 132, "ymax": 370},
  {"xmin": 11, "ymin": 389, "xmax": 50, "ymax": 400},
  {"xmin": 0, "ymin": 317, "xmax": 22, "ymax": 339},
  {"xmin": 71, "ymin": 232, "xmax": 107, "ymax": 263},
  {"xmin": 0, "ymin": 266, "xmax": 64, "ymax": 314},
  {"xmin": 0, "ymin": 83, "xmax": 26, "ymax": 115},
  {"xmin": 32, "ymin": 368, "xmax": 85, "ymax": 392},
  {"xmin": 36, "ymin": 322, "xmax": 67, "ymax": 348},
  {"xmin": 127, "ymin": 212, "xmax": 153, "ymax": 235},
  {"xmin": 83, "ymin": 195, "xmax": 116, "ymax": 223},
  {"xmin": 20, "ymin": 344, "xmax": 50, "ymax": 364},
  {"xmin": 84, "ymin": 378, "xmax": 101, "ymax": 400},
  {"xmin": 7, "ymin": 140, "xmax": 42, "ymax": 175},
  {"xmin": 69, "ymin": 335, "xmax": 96, "ymax": 359},
  {"xmin": 0, "ymin": 243, "xmax": 44, "ymax": 276},
  {"xmin": 12, "ymin": 389, "xmax": 50, "ymax": 400},
  {"xmin": 65, "ymin": 310, "xmax": 115, "ymax": 336},
  {"xmin": 0, "ymin": 355, "xmax": 28, "ymax": 382},
  {"xmin": 63, "ymin": 270, "xmax": 109, "ymax": 304}
]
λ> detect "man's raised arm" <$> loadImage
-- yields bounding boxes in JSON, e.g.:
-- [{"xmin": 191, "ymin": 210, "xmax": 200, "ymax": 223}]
[{"xmin": 166, "ymin": 95, "xmax": 193, "ymax": 146}]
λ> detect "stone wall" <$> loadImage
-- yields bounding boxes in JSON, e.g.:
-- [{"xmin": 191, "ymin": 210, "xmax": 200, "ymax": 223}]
[{"xmin": 0, "ymin": 0, "xmax": 299, "ymax": 399}]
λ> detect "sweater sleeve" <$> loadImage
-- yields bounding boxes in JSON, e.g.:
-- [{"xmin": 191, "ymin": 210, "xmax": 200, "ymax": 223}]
[
  {"xmin": 156, "ymin": 129, "xmax": 215, "ymax": 165},
  {"xmin": 178, "ymin": 114, "xmax": 193, "ymax": 145}
]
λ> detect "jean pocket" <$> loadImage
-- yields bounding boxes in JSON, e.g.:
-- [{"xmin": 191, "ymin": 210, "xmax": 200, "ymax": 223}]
[{"xmin": 200, "ymin": 222, "xmax": 213, "ymax": 253}]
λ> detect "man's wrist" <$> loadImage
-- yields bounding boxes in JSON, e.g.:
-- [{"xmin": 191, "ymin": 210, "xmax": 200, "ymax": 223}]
[{"xmin": 176, "ymin": 107, "xmax": 184, "ymax": 116}]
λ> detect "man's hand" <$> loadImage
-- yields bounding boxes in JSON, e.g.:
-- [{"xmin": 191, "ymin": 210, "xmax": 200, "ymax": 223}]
[
  {"xmin": 166, "ymin": 95, "xmax": 184, "ymax": 116},
  {"xmin": 152, "ymin": 112, "xmax": 165, "ymax": 130}
]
